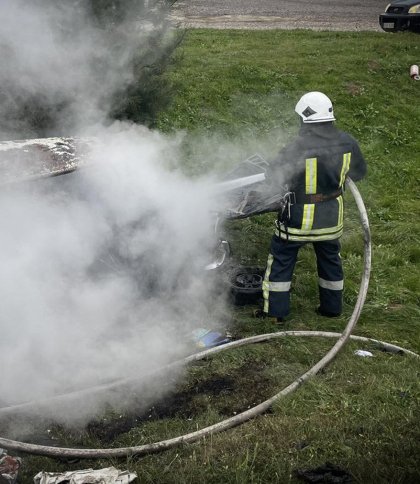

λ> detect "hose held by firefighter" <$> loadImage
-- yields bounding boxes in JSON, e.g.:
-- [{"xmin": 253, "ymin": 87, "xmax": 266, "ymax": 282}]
[{"xmin": 263, "ymin": 91, "xmax": 367, "ymax": 322}]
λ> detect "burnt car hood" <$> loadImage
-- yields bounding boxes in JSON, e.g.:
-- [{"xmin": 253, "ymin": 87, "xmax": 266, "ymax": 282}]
[{"xmin": 215, "ymin": 153, "xmax": 289, "ymax": 219}]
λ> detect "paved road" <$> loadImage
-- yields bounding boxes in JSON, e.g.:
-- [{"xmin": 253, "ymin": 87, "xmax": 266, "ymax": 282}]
[{"xmin": 171, "ymin": 0, "xmax": 386, "ymax": 31}]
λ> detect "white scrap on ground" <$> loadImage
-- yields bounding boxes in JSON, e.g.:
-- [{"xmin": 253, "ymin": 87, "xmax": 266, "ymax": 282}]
[
  {"xmin": 34, "ymin": 467, "xmax": 137, "ymax": 484},
  {"xmin": 354, "ymin": 349, "xmax": 374, "ymax": 357}
]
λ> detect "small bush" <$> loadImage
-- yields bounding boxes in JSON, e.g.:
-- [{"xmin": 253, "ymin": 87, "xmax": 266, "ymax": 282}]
[{"xmin": 0, "ymin": 0, "xmax": 180, "ymax": 139}]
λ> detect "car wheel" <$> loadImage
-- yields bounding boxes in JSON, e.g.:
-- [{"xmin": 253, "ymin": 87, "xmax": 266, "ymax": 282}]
[{"xmin": 229, "ymin": 266, "xmax": 265, "ymax": 306}]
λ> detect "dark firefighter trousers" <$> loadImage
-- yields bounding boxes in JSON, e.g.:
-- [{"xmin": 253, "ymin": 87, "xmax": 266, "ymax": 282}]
[{"xmin": 263, "ymin": 236, "xmax": 343, "ymax": 318}]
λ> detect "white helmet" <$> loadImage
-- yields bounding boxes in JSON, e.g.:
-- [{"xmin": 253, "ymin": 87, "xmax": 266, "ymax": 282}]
[{"xmin": 295, "ymin": 91, "xmax": 335, "ymax": 123}]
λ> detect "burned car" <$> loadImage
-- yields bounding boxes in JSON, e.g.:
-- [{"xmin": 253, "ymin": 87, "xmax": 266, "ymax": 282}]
[
  {"xmin": 0, "ymin": 138, "xmax": 287, "ymax": 306},
  {"xmin": 206, "ymin": 153, "xmax": 292, "ymax": 272},
  {"xmin": 379, "ymin": 1, "xmax": 420, "ymax": 32},
  {"xmin": 207, "ymin": 154, "xmax": 293, "ymax": 305}
]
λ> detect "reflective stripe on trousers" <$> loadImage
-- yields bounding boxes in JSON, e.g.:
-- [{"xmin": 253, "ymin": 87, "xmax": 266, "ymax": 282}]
[
  {"xmin": 318, "ymin": 277, "xmax": 344, "ymax": 290},
  {"xmin": 263, "ymin": 236, "xmax": 343, "ymax": 317},
  {"xmin": 263, "ymin": 238, "xmax": 299, "ymax": 317},
  {"xmin": 314, "ymin": 239, "xmax": 343, "ymax": 315}
]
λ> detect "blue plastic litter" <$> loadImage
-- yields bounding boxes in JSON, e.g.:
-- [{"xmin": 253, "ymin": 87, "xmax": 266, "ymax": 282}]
[{"xmin": 192, "ymin": 328, "xmax": 231, "ymax": 349}]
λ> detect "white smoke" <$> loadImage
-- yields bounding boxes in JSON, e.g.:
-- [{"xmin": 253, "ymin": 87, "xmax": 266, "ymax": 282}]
[
  {"xmin": 0, "ymin": 1, "xmax": 229, "ymax": 431},
  {"xmin": 0, "ymin": 123, "xmax": 225, "ymax": 428},
  {"xmin": 0, "ymin": 0, "xmax": 174, "ymax": 137}
]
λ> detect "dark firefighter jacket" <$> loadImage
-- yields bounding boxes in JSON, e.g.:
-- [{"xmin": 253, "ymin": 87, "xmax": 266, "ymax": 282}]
[{"xmin": 268, "ymin": 122, "xmax": 367, "ymax": 242}]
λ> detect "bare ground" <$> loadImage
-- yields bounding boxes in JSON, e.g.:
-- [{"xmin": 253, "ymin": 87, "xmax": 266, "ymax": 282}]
[{"xmin": 171, "ymin": 0, "xmax": 386, "ymax": 31}]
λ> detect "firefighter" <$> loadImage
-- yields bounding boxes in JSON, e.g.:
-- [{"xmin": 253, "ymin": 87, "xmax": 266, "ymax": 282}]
[{"xmin": 263, "ymin": 91, "xmax": 367, "ymax": 322}]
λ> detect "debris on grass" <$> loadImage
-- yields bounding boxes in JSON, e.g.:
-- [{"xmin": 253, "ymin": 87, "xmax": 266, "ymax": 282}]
[
  {"xmin": 192, "ymin": 328, "xmax": 231, "ymax": 348},
  {"xmin": 0, "ymin": 449, "xmax": 21, "ymax": 484},
  {"xmin": 293, "ymin": 461, "xmax": 354, "ymax": 483},
  {"xmin": 34, "ymin": 467, "xmax": 137, "ymax": 484},
  {"xmin": 354, "ymin": 350, "xmax": 373, "ymax": 357}
]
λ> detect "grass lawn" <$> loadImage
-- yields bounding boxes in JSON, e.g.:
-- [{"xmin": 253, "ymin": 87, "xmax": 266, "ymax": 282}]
[{"xmin": 16, "ymin": 29, "xmax": 420, "ymax": 483}]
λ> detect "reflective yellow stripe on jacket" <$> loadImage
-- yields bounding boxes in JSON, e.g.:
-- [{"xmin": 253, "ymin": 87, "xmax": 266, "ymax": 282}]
[
  {"xmin": 335, "ymin": 153, "xmax": 350, "ymax": 229},
  {"xmin": 275, "ymin": 154, "xmax": 349, "ymax": 242},
  {"xmin": 301, "ymin": 204, "xmax": 315, "ymax": 230},
  {"xmin": 305, "ymin": 158, "xmax": 317, "ymax": 194},
  {"xmin": 301, "ymin": 157, "xmax": 317, "ymax": 232},
  {"xmin": 340, "ymin": 152, "xmax": 351, "ymax": 187},
  {"xmin": 276, "ymin": 225, "xmax": 343, "ymax": 242}
]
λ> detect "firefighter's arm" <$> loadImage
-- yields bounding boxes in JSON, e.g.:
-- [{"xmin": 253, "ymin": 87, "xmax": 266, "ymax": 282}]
[{"xmin": 348, "ymin": 138, "xmax": 367, "ymax": 182}]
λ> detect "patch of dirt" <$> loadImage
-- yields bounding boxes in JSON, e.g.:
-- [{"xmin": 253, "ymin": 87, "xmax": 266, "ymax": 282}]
[
  {"xmin": 86, "ymin": 360, "xmax": 273, "ymax": 444},
  {"xmin": 3, "ymin": 358, "xmax": 275, "ymax": 446},
  {"xmin": 86, "ymin": 375, "xmax": 237, "ymax": 444},
  {"xmin": 345, "ymin": 82, "xmax": 365, "ymax": 96},
  {"xmin": 86, "ymin": 416, "xmax": 139, "ymax": 444},
  {"xmin": 386, "ymin": 303, "xmax": 403, "ymax": 311},
  {"xmin": 368, "ymin": 59, "xmax": 381, "ymax": 72}
]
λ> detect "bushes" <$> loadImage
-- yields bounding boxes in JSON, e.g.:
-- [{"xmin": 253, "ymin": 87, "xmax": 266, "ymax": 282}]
[{"xmin": 0, "ymin": 0, "xmax": 180, "ymax": 139}]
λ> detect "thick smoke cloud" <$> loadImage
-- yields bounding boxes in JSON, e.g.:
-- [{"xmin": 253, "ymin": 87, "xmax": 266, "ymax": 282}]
[
  {"xmin": 0, "ymin": 0, "xmax": 174, "ymax": 138},
  {"xmin": 0, "ymin": 1, "xmax": 228, "ymax": 432},
  {"xmin": 0, "ymin": 124, "xmax": 224, "ymax": 429}
]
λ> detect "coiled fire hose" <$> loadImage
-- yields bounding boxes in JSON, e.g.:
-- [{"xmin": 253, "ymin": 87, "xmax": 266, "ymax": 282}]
[{"xmin": 0, "ymin": 178, "xmax": 417, "ymax": 459}]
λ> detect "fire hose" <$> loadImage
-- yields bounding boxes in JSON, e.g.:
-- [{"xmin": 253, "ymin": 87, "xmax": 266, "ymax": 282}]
[{"xmin": 0, "ymin": 178, "xmax": 417, "ymax": 459}]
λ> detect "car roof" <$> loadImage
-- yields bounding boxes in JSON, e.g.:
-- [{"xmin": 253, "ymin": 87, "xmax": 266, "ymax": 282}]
[{"xmin": 388, "ymin": 0, "xmax": 420, "ymax": 6}]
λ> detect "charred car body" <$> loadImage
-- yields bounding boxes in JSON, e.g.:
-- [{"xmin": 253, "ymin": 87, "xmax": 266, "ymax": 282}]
[
  {"xmin": 0, "ymin": 138, "xmax": 285, "ymax": 306},
  {"xmin": 379, "ymin": 1, "xmax": 420, "ymax": 32},
  {"xmin": 208, "ymin": 154, "xmax": 292, "ymax": 305}
]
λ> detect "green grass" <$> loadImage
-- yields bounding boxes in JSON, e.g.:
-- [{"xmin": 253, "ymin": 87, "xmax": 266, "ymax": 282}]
[
  {"xmin": 157, "ymin": 28, "xmax": 420, "ymax": 348},
  {"xmin": 15, "ymin": 29, "xmax": 420, "ymax": 483}
]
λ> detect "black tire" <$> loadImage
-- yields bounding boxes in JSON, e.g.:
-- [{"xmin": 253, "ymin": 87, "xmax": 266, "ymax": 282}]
[{"xmin": 229, "ymin": 266, "xmax": 265, "ymax": 306}]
